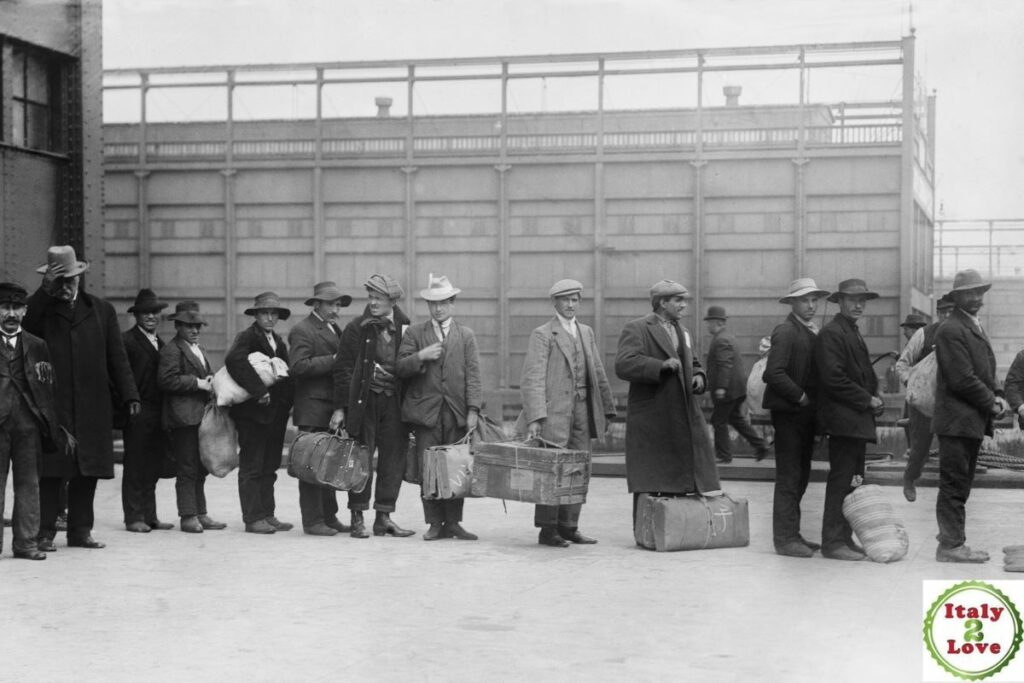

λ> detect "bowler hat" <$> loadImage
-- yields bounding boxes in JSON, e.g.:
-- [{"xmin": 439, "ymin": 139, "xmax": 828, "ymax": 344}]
[
  {"xmin": 900, "ymin": 313, "xmax": 928, "ymax": 329},
  {"xmin": 649, "ymin": 279, "xmax": 690, "ymax": 299},
  {"xmin": 35, "ymin": 245, "xmax": 89, "ymax": 277},
  {"xmin": 127, "ymin": 288, "xmax": 168, "ymax": 314},
  {"xmin": 779, "ymin": 277, "xmax": 830, "ymax": 303},
  {"xmin": 0, "ymin": 282, "xmax": 28, "ymax": 306},
  {"xmin": 703, "ymin": 305, "xmax": 728, "ymax": 321},
  {"xmin": 166, "ymin": 301, "xmax": 208, "ymax": 326},
  {"xmin": 548, "ymin": 279, "xmax": 583, "ymax": 299},
  {"xmin": 304, "ymin": 281, "xmax": 352, "ymax": 307},
  {"xmin": 948, "ymin": 269, "xmax": 991, "ymax": 295},
  {"xmin": 364, "ymin": 274, "xmax": 404, "ymax": 300},
  {"xmin": 244, "ymin": 292, "xmax": 291, "ymax": 320},
  {"xmin": 420, "ymin": 273, "xmax": 462, "ymax": 302},
  {"xmin": 936, "ymin": 294, "xmax": 955, "ymax": 311},
  {"xmin": 827, "ymin": 279, "xmax": 879, "ymax": 303}
]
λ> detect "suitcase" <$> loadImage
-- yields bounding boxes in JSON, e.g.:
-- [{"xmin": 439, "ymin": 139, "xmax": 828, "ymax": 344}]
[
  {"xmin": 634, "ymin": 493, "xmax": 750, "ymax": 551},
  {"xmin": 470, "ymin": 441, "xmax": 589, "ymax": 506},
  {"xmin": 286, "ymin": 430, "xmax": 370, "ymax": 493},
  {"xmin": 842, "ymin": 484, "xmax": 908, "ymax": 563},
  {"xmin": 422, "ymin": 442, "xmax": 476, "ymax": 500}
]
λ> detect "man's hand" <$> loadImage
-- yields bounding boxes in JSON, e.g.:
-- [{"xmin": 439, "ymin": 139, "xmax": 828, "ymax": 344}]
[
  {"xmin": 34, "ymin": 361, "xmax": 54, "ymax": 384},
  {"xmin": 797, "ymin": 392, "xmax": 811, "ymax": 407},
  {"xmin": 128, "ymin": 400, "xmax": 142, "ymax": 417},
  {"xmin": 40, "ymin": 264, "xmax": 66, "ymax": 297},
  {"xmin": 869, "ymin": 395, "xmax": 885, "ymax": 417},
  {"xmin": 418, "ymin": 341, "xmax": 444, "ymax": 363},
  {"xmin": 196, "ymin": 376, "xmax": 213, "ymax": 392},
  {"xmin": 257, "ymin": 394, "xmax": 271, "ymax": 406},
  {"xmin": 527, "ymin": 420, "xmax": 542, "ymax": 440},
  {"xmin": 992, "ymin": 397, "xmax": 1010, "ymax": 418},
  {"xmin": 661, "ymin": 358, "xmax": 682, "ymax": 374},
  {"xmin": 329, "ymin": 409, "xmax": 345, "ymax": 432},
  {"xmin": 692, "ymin": 374, "xmax": 706, "ymax": 395},
  {"xmin": 466, "ymin": 409, "xmax": 479, "ymax": 433}
]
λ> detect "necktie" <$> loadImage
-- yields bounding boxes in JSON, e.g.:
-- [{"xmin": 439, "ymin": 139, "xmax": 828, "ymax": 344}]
[
  {"xmin": 441, "ymin": 323, "xmax": 447, "ymax": 341},
  {"xmin": 4, "ymin": 334, "xmax": 15, "ymax": 350},
  {"xmin": 329, "ymin": 322, "xmax": 341, "ymax": 337}
]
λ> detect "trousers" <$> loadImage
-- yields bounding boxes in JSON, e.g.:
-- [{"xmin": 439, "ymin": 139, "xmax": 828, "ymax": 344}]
[
  {"xmin": 534, "ymin": 393, "xmax": 589, "ymax": 530},
  {"xmin": 295, "ymin": 425, "xmax": 340, "ymax": 528},
  {"xmin": 121, "ymin": 406, "xmax": 167, "ymax": 524},
  {"xmin": 415, "ymin": 404, "xmax": 467, "ymax": 525},
  {"xmin": 170, "ymin": 426, "xmax": 208, "ymax": 517},
  {"xmin": 0, "ymin": 398, "xmax": 42, "ymax": 553},
  {"xmin": 821, "ymin": 435, "xmax": 866, "ymax": 552},
  {"xmin": 349, "ymin": 391, "xmax": 407, "ymax": 513},
  {"xmin": 936, "ymin": 435, "xmax": 981, "ymax": 549},
  {"xmin": 236, "ymin": 408, "xmax": 289, "ymax": 524},
  {"xmin": 770, "ymin": 407, "xmax": 816, "ymax": 546},
  {"xmin": 903, "ymin": 404, "xmax": 936, "ymax": 483},
  {"xmin": 39, "ymin": 475, "xmax": 97, "ymax": 540},
  {"xmin": 710, "ymin": 396, "xmax": 766, "ymax": 460}
]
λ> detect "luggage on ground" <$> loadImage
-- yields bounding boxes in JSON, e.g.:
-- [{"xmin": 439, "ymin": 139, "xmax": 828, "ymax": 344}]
[
  {"xmin": 634, "ymin": 493, "xmax": 750, "ymax": 551},
  {"xmin": 842, "ymin": 484, "xmax": 908, "ymax": 563}
]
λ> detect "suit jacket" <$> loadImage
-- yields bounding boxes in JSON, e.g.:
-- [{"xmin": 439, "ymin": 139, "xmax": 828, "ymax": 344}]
[
  {"xmin": 762, "ymin": 313, "xmax": 819, "ymax": 413},
  {"xmin": 815, "ymin": 313, "xmax": 878, "ymax": 442},
  {"xmin": 289, "ymin": 313, "xmax": 341, "ymax": 429},
  {"xmin": 614, "ymin": 313, "xmax": 719, "ymax": 494},
  {"xmin": 0, "ymin": 331, "xmax": 66, "ymax": 472},
  {"xmin": 157, "ymin": 337, "xmax": 212, "ymax": 429},
  {"xmin": 933, "ymin": 308, "xmax": 1000, "ymax": 439},
  {"xmin": 516, "ymin": 317, "xmax": 616, "ymax": 447},
  {"xmin": 705, "ymin": 329, "xmax": 748, "ymax": 401},
  {"xmin": 397, "ymin": 319, "xmax": 482, "ymax": 428},
  {"xmin": 1006, "ymin": 350, "xmax": 1024, "ymax": 413},
  {"xmin": 123, "ymin": 326, "xmax": 164, "ymax": 409},
  {"xmin": 226, "ymin": 323, "xmax": 293, "ymax": 425}
]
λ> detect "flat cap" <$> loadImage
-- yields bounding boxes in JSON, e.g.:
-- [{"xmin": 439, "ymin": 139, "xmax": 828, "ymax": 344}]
[
  {"xmin": 364, "ymin": 274, "xmax": 404, "ymax": 300},
  {"xmin": 649, "ymin": 279, "xmax": 689, "ymax": 299},
  {"xmin": 548, "ymin": 278, "xmax": 583, "ymax": 298}
]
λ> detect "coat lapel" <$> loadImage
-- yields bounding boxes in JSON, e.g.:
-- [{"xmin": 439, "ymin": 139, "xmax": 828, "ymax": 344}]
[
  {"xmin": 176, "ymin": 337, "xmax": 209, "ymax": 376},
  {"xmin": 132, "ymin": 326, "xmax": 161, "ymax": 359},
  {"xmin": 550, "ymin": 318, "xmax": 575, "ymax": 369},
  {"xmin": 646, "ymin": 314, "xmax": 679, "ymax": 360}
]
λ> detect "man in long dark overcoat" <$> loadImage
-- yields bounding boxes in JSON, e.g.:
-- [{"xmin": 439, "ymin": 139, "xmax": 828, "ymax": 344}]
[
  {"xmin": 23, "ymin": 246, "xmax": 140, "ymax": 550},
  {"xmin": 615, "ymin": 279, "xmax": 720, "ymax": 525},
  {"xmin": 932, "ymin": 269, "xmax": 1008, "ymax": 563}
]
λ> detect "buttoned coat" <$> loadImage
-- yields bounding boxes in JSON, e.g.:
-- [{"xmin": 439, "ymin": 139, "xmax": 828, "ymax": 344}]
[
  {"xmin": 0, "ymin": 331, "xmax": 67, "ymax": 475},
  {"xmin": 614, "ymin": 313, "xmax": 720, "ymax": 494},
  {"xmin": 288, "ymin": 313, "xmax": 341, "ymax": 429},
  {"xmin": 516, "ymin": 317, "xmax": 616, "ymax": 447},
  {"xmin": 814, "ymin": 313, "xmax": 878, "ymax": 442},
  {"xmin": 123, "ymin": 326, "xmax": 164, "ymax": 408},
  {"xmin": 933, "ymin": 308, "xmax": 999, "ymax": 439},
  {"xmin": 157, "ymin": 337, "xmax": 212, "ymax": 429},
  {"xmin": 1006, "ymin": 350, "xmax": 1024, "ymax": 413},
  {"xmin": 762, "ymin": 313, "xmax": 819, "ymax": 413},
  {"xmin": 397, "ymin": 320, "xmax": 482, "ymax": 429},
  {"xmin": 225, "ymin": 323, "xmax": 293, "ymax": 425},
  {"xmin": 23, "ymin": 286, "xmax": 139, "ymax": 478},
  {"xmin": 706, "ymin": 329, "xmax": 749, "ymax": 401}
]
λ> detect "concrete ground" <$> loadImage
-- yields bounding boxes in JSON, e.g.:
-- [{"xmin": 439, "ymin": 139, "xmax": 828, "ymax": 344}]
[{"xmin": 1, "ymin": 468, "xmax": 1020, "ymax": 683}]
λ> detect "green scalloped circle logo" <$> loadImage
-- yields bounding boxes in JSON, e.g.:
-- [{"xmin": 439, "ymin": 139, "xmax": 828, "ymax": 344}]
[{"xmin": 924, "ymin": 581, "xmax": 1023, "ymax": 680}]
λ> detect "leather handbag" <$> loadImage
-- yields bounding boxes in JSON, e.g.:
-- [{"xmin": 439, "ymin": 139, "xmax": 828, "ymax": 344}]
[{"xmin": 287, "ymin": 429, "xmax": 370, "ymax": 492}]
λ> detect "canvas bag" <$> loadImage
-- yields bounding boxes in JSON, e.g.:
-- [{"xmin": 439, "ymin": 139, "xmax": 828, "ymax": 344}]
[
  {"xmin": 198, "ymin": 403, "xmax": 239, "ymax": 477},
  {"xmin": 906, "ymin": 351, "xmax": 938, "ymax": 417},
  {"xmin": 842, "ymin": 484, "xmax": 909, "ymax": 563}
]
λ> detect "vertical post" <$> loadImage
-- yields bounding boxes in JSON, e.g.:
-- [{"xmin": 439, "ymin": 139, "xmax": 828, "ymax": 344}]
[
  {"xmin": 898, "ymin": 32, "xmax": 917, "ymax": 328},
  {"xmin": 134, "ymin": 170, "xmax": 150, "ymax": 287},
  {"xmin": 139, "ymin": 73, "xmax": 149, "ymax": 166},
  {"xmin": 793, "ymin": 48, "xmax": 809, "ymax": 278},
  {"xmin": 691, "ymin": 52, "xmax": 706, "ymax": 351},
  {"xmin": 594, "ymin": 57, "xmax": 606, "ymax": 351},
  {"xmin": 496, "ymin": 61, "xmax": 511, "ymax": 390},
  {"xmin": 403, "ymin": 65, "xmax": 417, "ymax": 315},
  {"xmin": 224, "ymin": 70, "xmax": 237, "ymax": 341},
  {"xmin": 313, "ymin": 67, "xmax": 325, "ymax": 282}
]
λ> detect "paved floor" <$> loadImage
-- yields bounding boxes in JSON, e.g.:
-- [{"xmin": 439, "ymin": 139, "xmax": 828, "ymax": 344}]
[{"xmin": 1, "ymin": 469, "xmax": 1020, "ymax": 683}]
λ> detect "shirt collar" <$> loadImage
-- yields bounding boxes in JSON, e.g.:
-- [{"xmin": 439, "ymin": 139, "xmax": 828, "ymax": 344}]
[
  {"xmin": 555, "ymin": 312, "xmax": 578, "ymax": 330},
  {"xmin": 1, "ymin": 326, "xmax": 22, "ymax": 338},
  {"xmin": 794, "ymin": 315, "xmax": 819, "ymax": 334}
]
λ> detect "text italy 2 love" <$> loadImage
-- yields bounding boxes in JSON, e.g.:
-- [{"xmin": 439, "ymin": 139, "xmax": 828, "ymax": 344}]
[{"xmin": 924, "ymin": 581, "xmax": 1023, "ymax": 680}]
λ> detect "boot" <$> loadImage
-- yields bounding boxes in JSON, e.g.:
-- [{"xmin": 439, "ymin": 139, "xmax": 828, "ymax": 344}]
[
  {"xmin": 373, "ymin": 512, "xmax": 415, "ymax": 537},
  {"xmin": 350, "ymin": 510, "xmax": 369, "ymax": 539}
]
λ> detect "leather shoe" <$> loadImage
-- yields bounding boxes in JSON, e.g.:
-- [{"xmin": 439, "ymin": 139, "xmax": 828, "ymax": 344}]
[
  {"xmin": 715, "ymin": 456, "xmax": 733, "ymax": 464},
  {"xmin": 937, "ymin": 545, "xmax": 990, "ymax": 563},
  {"xmin": 424, "ymin": 523, "xmax": 444, "ymax": 541},
  {"xmin": 754, "ymin": 447, "xmax": 771, "ymax": 462},
  {"xmin": 303, "ymin": 523, "xmax": 338, "ymax": 536},
  {"xmin": 799, "ymin": 536, "xmax": 822, "ymax": 552},
  {"xmin": 558, "ymin": 528, "xmax": 597, "ymax": 544},
  {"xmin": 903, "ymin": 478, "xmax": 917, "ymax": 502},
  {"xmin": 373, "ymin": 514, "xmax": 415, "ymax": 537},
  {"xmin": 180, "ymin": 516, "xmax": 203, "ymax": 533},
  {"xmin": 125, "ymin": 521, "xmax": 151, "ymax": 533},
  {"xmin": 325, "ymin": 518, "xmax": 351, "ymax": 533},
  {"xmin": 350, "ymin": 511, "xmax": 370, "ymax": 539},
  {"xmin": 244, "ymin": 520, "xmax": 276, "ymax": 534},
  {"xmin": 442, "ymin": 522, "xmax": 478, "ymax": 541},
  {"xmin": 147, "ymin": 520, "xmax": 174, "ymax": 530},
  {"xmin": 55, "ymin": 513, "xmax": 67, "ymax": 531},
  {"xmin": 37, "ymin": 538, "xmax": 57, "ymax": 553},
  {"xmin": 822, "ymin": 546, "xmax": 865, "ymax": 561},
  {"xmin": 197, "ymin": 515, "xmax": 227, "ymax": 530},
  {"xmin": 68, "ymin": 535, "xmax": 106, "ymax": 549},
  {"xmin": 13, "ymin": 549, "xmax": 46, "ymax": 560},
  {"xmin": 776, "ymin": 541, "xmax": 814, "ymax": 558},
  {"xmin": 538, "ymin": 526, "xmax": 570, "ymax": 548},
  {"xmin": 265, "ymin": 516, "xmax": 293, "ymax": 532}
]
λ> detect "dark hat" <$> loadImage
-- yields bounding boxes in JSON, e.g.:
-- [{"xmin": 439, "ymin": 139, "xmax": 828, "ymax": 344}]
[
  {"xmin": 127, "ymin": 288, "xmax": 168, "ymax": 314},
  {"xmin": 0, "ymin": 282, "xmax": 28, "ymax": 306},
  {"xmin": 305, "ymin": 281, "xmax": 352, "ymax": 307},
  {"xmin": 779, "ymin": 277, "xmax": 830, "ymax": 303},
  {"xmin": 548, "ymin": 278, "xmax": 583, "ymax": 299},
  {"xmin": 35, "ymin": 245, "xmax": 90, "ymax": 277},
  {"xmin": 936, "ymin": 294, "xmax": 955, "ymax": 311},
  {"xmin": 827, "ymin": 279, "xmax": 880, "ymax": 303},
  {"xmin": 900, "ymin": 313, "xmax": 928, "ymax": 329},
  {"xmin": 703, "ymin": 305, "xmax": 728, "ymax": 321},
  {"xmin": 649, "ymin": 279, "xmax": 690, "ymax": 299},
  {"xmin": 948, "ymin": 269, "xmax": 991, "ymax": 295},
  {"xmin": 166, "ymin": 300, "xmax": 208, "ymax": 326},
  {"xmin": 244, "ymin": 292, "xmax": 291, "ymax": 320},
  {"xmin": 364, "ymin": 274, "xmax": 404, "ymax": 300}
]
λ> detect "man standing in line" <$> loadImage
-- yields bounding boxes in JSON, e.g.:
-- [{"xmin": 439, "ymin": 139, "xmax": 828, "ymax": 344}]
[
  {"xmin": 330, "ymin": 275, "xmax": 415, "ymax": 539},
  {"xmin": 763, "ymin": 278, "xmax": 830, "ymax": 558},
  {"xmin": 932, "ymin": 269, "xmax": 1008, "ymax": 563},
  {"xmin": 397, "ymin": 274, "xmax": 481, "ymax": 541},
  {"xmin": 24, "ymin": 246, "xmax": 140, "ymax": 551},
  {"xmin": 288, "ymin": 282, "xmax": 353, "ymax": 536},
  {"xmin": 703, "ymin": 305, "xmax": 769, "ymax": 464}
]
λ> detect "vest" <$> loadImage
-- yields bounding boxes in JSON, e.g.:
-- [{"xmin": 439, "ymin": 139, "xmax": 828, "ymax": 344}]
[{"xmin": 0, "ymin": 339, "xmax": 37, "ymax": 425}]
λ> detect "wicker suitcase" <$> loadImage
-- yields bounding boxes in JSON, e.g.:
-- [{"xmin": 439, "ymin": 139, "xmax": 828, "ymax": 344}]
[
  {"xmin": 287, "ymin": 430, "xmax": 370, "ymax": 493},
  {"xmin": 470, "ymin": 441, "xmax": 589, "ymax": 506},
  {"xmin": 634, "ymin": 493, "xmax": 750, "ymax": 551}
]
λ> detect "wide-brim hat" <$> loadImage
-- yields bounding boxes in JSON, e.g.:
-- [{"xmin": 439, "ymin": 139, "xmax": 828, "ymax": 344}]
[
  {"xmin": 703, "ymin": 305, "xmax": 727, "ymax": 321},
  {"xmin": 827, "ymin": 279, "xmax": 880, "ymax": 303},
  {"xmin": 35, "ymin": 245, "xmax": 90, "ymax": 277},
  {"xmin": 420, "ymin": 273, "xmax": 461, "ymax": 302},
  {"xmin": 548, "ymin": 278, "xmax": 583, "ymax": 299},
  {"xmin": 364, "ymin": 274, "xmax": 404, "ymax": 300},
  {"xmin": 166, "ymin": 300, "xmax": 208, "ymax": 326},
  {"xmin": 0, "ymin": 282, "xmax": 28, "ymax": 306},
  {"xmin": 649, "ymin": 279, "xmax": 690, "ymax": 299},
  {"xmin": 779, "ymin": 277, "xmax": 830, "ymax": 303},
  {"xmin": 127, "ymin": 288, "xmax": 168, "ymax": 314},
  {"xmin": 244, "ymin": 291, "xmax": 291, "ymax": 320},
  {"xmin": 900, "ymin": 313, "xmax": 928, "ymax": 329},
  {"xmin": 304, "ymin": 281, "xmax": 352, "ymax": 307},
  {"xmin": 936, "ymin": 294, "xmax": 955, "ymax": 311},
  {"xmin": 948, "ymin": 269, "xmax": 992, "ymax": 295}
]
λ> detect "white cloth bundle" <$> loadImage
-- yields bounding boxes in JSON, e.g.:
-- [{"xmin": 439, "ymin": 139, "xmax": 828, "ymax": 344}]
[{"xmin": 212, "ymin": 352, "xmax": 289, "ymax": 407}]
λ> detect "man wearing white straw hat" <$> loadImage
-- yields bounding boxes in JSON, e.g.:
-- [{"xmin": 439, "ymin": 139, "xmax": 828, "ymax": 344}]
[{"xmin": 398, "ymin": 274, "xmax": 482, "ymax": 541}]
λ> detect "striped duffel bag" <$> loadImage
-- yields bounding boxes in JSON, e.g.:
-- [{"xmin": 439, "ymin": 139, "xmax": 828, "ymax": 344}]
[{"xmin": 842, "ymin": 484, "xmax": 909, "ymax": 563}]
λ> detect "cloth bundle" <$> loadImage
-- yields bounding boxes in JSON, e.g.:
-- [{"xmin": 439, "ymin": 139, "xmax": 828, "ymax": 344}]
[
  {"xmin": 744, "ymin": 356, "xmax": 769, "ymax": 418},
  {"xmin": 633, "ymin": 493, "xmax": 750, "ymax": 551},
  {"xmin": 198, "ymin": 403, "xmax": 239, "ymax": 477},
  {"xmin": 212, "ymin": 352, "xmax": 289, "ymax": 406},
  {"xmin": 906, "ymin": 352, "xmax": 938, "ymax": 417},
  {"xmin": 841, "ymin": 484, "xmax": 909, "ymax": 562},
  {"xmin": 421, "ymin": 440, "xmax": 475, "ymax": 500}
]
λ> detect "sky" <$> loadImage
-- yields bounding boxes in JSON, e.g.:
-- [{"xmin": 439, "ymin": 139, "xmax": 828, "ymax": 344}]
[{"xmin": 102, "ymin": 0, "xmax": 1024, "ymax": 222}]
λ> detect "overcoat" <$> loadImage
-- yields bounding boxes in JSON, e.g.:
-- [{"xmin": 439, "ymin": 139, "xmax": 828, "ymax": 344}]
[
  {"xmin": 614, "ymin": 313, "xmax": 720, "ymax": 494},
  {"xmin": 814, "ymin": 313, "xmax": 878, "ymax": 442},
  {"xmin": 515, "ymin": 317, "xmax": 616, "ymax": 447},
  {"xmin": 397, "ymin": 320, "xmax": 482, "ymax": 429},
  {"xmin": 762, "ymin": 313, "xmax": 819, "ymax": 413},
  {"xmin": 288, "ymin": 313, "xmax": 340, "ymax": 429},
  {"xmin": 932, "ymin": 308, "xmax": 999, "ymax": 439},
  {"xmin": 1006, "ymin": 350, "xmax": 1024, "ymax": 413},
  {"xmin": 225, "ymin": 323, "xmax": 293, "ymax": 425},
  {"xmin": 157, "ymin": 337, "xmax": 212, "ymax": 429},
  {"xmin": 705, "ymin": 329, "xmax": 748, "ymax": 401},
  {"xmin": 3, "ymin": 331, "xmax": 67, "ymax": 473},
  {"xmin": 23, "ymin": 286, "xmax": 139, "ymax": 478}
]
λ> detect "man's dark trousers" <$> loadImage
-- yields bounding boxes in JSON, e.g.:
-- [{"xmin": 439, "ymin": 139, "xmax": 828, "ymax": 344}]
[
  {"xmin": 771, "ymin": 406, "xmax": 816, "ymax": 547},
  {"xmin": 121, "ymin": 406, "xmax": 165, "ymax": 525},
  {"xmin": 236, "ymin": 409, "xmax": 289, "ymax": 524},
  {"xmin": 170, "ymin": 426, "xmax": 208, "ymax": 518},
  {"xmin": 821, "ymin": 435, "xmax": 866, "ymax": 552},
  {"xmin": 39, "ymin": 474, "xmax": 97, "ymax": 541},
  {"xmin": 904, "ymin": 404, "xmax": 936, "ymax": 483},
  {"xmin": 936, "ymin": 435, "xmax": 981, "ymax": 550},
  {"xmin": 349, "ymin": 391, "xmax": 406, "ymax": 513},
  {"xmin": 534, "ymin": 394, "xmax": 589, "ymax": 530},
  {"xmin": 0, "ymin": 399, "xmax": 42, "ymax": 553},
  {"xmin": 416, "ymin": 404, "xmax": 466, "ymax": 524},
  {"xmin": 296, "ymin": 425, "xmax": 340, "ymax": 528},
  {"xmin": 711, "ymin": 396, "xmax": 766, "ymax": 460}
]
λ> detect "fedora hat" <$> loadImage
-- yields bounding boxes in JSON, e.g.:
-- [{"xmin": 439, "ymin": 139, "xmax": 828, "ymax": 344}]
[
  {"xmin": 420, "ymin": 273, "xmax": 461, "ymax": 302},
  {"xmin": 703, "ymin": 305, "xmax": 728, "ymax": 321},
  {"xmin": 127, "ymin": 288, "xmax": 168, "ymax": 314},
  {"xmin": 948, "ymin": 269, "xmax": 991, "ymax": 295},
  {"xmin": 899, "ymin": 313, "xmax": 928, "ymax": 329},
  {"xmin": 304, "ymin": 281, "xmax": 352, "ymax": 307},
  {"xmin": 35, "ymin": 245, "xmax": 89, "ymax": 277},
  {"xmin": 827, "ymin": 279, "xmax": 879, "ymax": 303},
  {"xmin": 244, "ymin": 291, "xmax": 291, "ymax": 320},
  {"xmin": 548, "ymin": 279, "xmax": 583, "ymax": 298},
  {"xmin": 0, "ymin": 282, "xmax": 28, "ymax": 306},
  {"xmin": 936, "ymin": 294, "xmax": 955, "ymax": 311},
  {"xmin": 779, "ymin": 278, "xmax": 830, "ymax": 303},
  {"xmin": 166, "ymin": 300, "xmax": 208, "ymax": 326},
  {"xmin": 364, "ymin": 274, "xmax": 404, "ymax": 300}
]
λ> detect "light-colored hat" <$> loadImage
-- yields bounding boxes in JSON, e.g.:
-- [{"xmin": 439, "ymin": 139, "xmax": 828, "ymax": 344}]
[
  {"xmin": 548, "ymin": 279, "xmax": 583, "ymax": 298},
  {"xmin": 35, "ymin": 245, "xmax": 90, "ymax": 277},
  {"xmin": 364, "ymin": 274, "xmax": 404, "ymax": 300},
  {"xmin": 649, "ymin": 280, "xmax": 690, "ymax": 299},
  {"xmin": 779, "ymin": 278, "xmax": 830, "ymax": 303},
  {"xmin": 703, "ymin": 305, "xmax": 727, "ymax": 321},
  {"xmin": 305, "ymin": 281, "xmax": 352, "ymax": 307},
  {"xmin": 166, "ymin": 300, "xmax": 208, "ymax": 326},
  {"xmin": 948, "ymin": 269, "xmax": 991, "ymax": 295},
  {"xmin": 244, "ymin": 291, "xmax": 291, "ymax": 320},
  {"xmin": 420, "ymin": 273, "xmax": 461, "ymax": 302},
  {"xmin": 827, "ymin": 279, "xmax": 879, "ymax": 303}
]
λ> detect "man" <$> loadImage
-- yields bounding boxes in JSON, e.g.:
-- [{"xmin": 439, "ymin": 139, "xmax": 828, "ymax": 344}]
[
  {"xmin": 0, "ymin": 282, "xmax": 66, "ymax": 560},
  {"xmin": 24, "ymin": 245, "xmax": 140, "ymax": 550},
  {"xmin": 397, "ymin": 274, "xmax": 482, "ymax": 541},
  {"xmin": 330, "ymin": 274, "xmax": 414, "ymax": 538},
  {"xmin": 288, "ymin": 281, "xmax": 353, "ymax": 536},
  {"xmin": 516, "ymin": 279, "xmax": 615, "ymax": 548},
  {"xmin": 226, "ymin": 292, "xmax": 295, "ymax": 534},
  {"xmin": 1007, "ymin": 348, "xmax": 1024, "ymax": 430},
  {"xmin": 894, "ymin": 296, "xmax": 955, "ymax": 502},
  {"xmin": 703, "ymin": 305, "xmax": 769, "ymax": 464},
  {"xmin": 763, "ymin": 278, "xmax": 830, "ymax": 558},
  {"xmin": 121, "ymin": 288, "xmax": 174, "ymax": 532},
  {"xmin": 615, "ymin": 280, "xmax": 720, "ymax": 527},
  {"xmin": 932, "ymin": 269, "xmax": 1008, "ymax": 563},
  {"xmin": 815, "ymin": 278, "xmax": 885, "ymax": 561}
]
